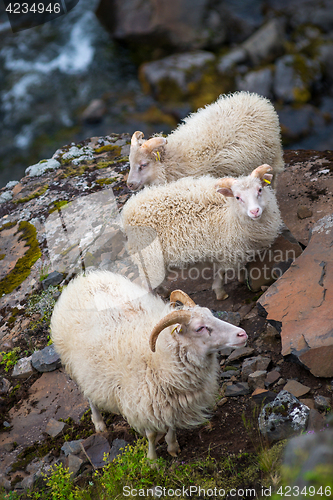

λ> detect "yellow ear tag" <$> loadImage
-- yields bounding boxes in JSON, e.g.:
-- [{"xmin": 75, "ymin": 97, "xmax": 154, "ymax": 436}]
[
  {"xmin": 264, "ymin": 178, "xmax": 271, "ymax": 184},
  {"xmin": 171, "ymin": 325, "xmax": 181, "ymax": 335},
  {"xmin": 155, "ymin": 151, "xmax": 161, "ymax": 162}
]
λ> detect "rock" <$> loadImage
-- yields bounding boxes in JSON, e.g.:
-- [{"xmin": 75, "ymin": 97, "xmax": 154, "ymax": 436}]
[
  {"xmin": 67, "ymin": 454, "xmax": 84, "ymax": 476},
  {"xmin": 0, "ymin": 473, "xmax": 11, "ymax": 491},
  {"xmin": 259, "ymin": 390, "xmax": 310, "ymax": 442},
  {"xmin": 0, "ymin": 192, "xmax": 13, "ymax": 204},
  {"xmin": 225, "ymin": 382, "xmax": 250, "ymax": 397},
  {"xmin": 217, "ymin": 48, "xmax": 247, "ymax": 73},
  {"xmin": 212, "ymin": 311, "xmax": 240, "ymax": 326},
  {"xmin": 258, "ymin": 214, "xmax": 333, "ymax": 377},
  {"xmin": 297, "ymin": 205, "xmax": 313, "ymax": 219},
  {"xmin": 251, "ymin": 388, "xmax": 279, "ymax": 406},
  {"xmin": 11, "ymin": 356, "xmax": 34, "ymax": 379},
  {"xmin": 283, "ymin": 380, "xmax": 311, "ymax": 398},
  {"xmin": 241, "ymin": 19, "xmax": 285, "ymax": 65},
  {"xmin": 0, "ymin": 378, "xmax": 11, "ymax": 395},
  {"xmin": 241, "ymin": 355, "xmax": 271, "ymax": 381},
  {"xmin": 61, "ymin": 440, "xmax": 84, "ymax": 456},
  {"xmin": 248, "ymin": 370, "xmax": 267, "ymax": 390},
  {"xmin": 281, "ymin": 429, "xmax": 333, "ymax": 488},
  {"xmin": 221, "ymin": 370, "xmax": 240, "ymax": 379},
  {"xmin": 81, "ymin": 99, "xmax": 107, "ymax": 124},
  {"xmin": 45, "ymin": 418, "xmax": 66, "ymax": 438},
  {"xmin": 81, "ymin": 434, "xmax": 111, "ymax": 469},
  {"xmin": 263, "ymin": 324, "xmax": 280, "ymax": 339},
  {"xmin": 265, "ymin": 370, "xmax": 280, "ymax": 387},
  {"xmin": 278, "ymin": 105, "xmax": 325, "ymax": 143},
  {"xmin": 246, "ymin": 225, "xmax": 303, "ymax": 292},
  {"xmin": 226, "ymin": 346, "xmax": 255, "ymax": 364},
  {"xmin": 219, "ymin": 347, "xmax": 234, "ymax": 357},
  {"xmin": 41, "ymin": 271, "xmax": 64, "ymax": 290},
  {"xmin": 31, "ymin": 344, "xmax": 61, "ymax": 372},
  {"xmin": 300, "ymin": 398, "xmax": 315, "ymax": 410},
  {"xmin": 109, "ymin": 438, "xmax": 128, "ymax": 461},
  {"xmin": 314, "ymin": 395, "xmax": 331, "ymax": 411},
  {"xmin": 25, "ymin": 158, "xmax": 60, "ymax": 177},
  {"xmin": 96, "ymin": 0, "xmax": 227, "ymax": 52},
  {"xmin": 306, "ymin": 409, "xmax": 327, "ymax": 432},
  {"xmin": 139, "ymin": 51, "xmax": 216, "ymax": 100},
  {"xmin": 273, "ymin": 54, "xmax": 320, "ymax": 103},
  {"xmin": 19, "ymin": 474, "xmax": 35, "ymax": 490},
  {"xmin": 236, "ymin": 68, "xmax": 273, "ymax": 99}
]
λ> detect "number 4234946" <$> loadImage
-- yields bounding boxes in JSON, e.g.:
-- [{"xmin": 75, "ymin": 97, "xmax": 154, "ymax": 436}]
[
  {"xmin": 6, "ymin": 3, "xmax": 62, "ymax": 14},
  {"xmin": 276, "ymin": 486, "xmax": 332, "ymax": 496}
]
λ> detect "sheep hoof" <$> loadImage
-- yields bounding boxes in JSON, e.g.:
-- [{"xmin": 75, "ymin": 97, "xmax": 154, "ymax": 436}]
[
  {"xmin": 167, "ymin": 443, "xmax": 181, "ymax": 457},
  {"xmin": 215, "ymin": 291, "xmax": 229, "ymax": 300},
  {"xmin": 94, "ymin": 422, "xmax": 107, "ymax": 433}
]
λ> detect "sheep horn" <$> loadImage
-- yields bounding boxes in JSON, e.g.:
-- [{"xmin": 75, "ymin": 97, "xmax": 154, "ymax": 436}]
[
  {"xmin": 149, "ymin": 310, "xmax": 192, "ymax": 352},
  {"xmin": 131, "ymin": 131, "xmax": 144, "ymax": 146},
  {"xmin": 141, "ymin": 137, "xmax": 167, "ymax": 153},
  {"xmin": 170, "ymin": 290, "xmax": 196, "ymax": 308},
  {"xmin": 215, "ymin": 177, "xmax": 235, "ymax": 190},
  {"xmin": 250, "ymin": 164, "xmax": 272, "ymax": 179}
]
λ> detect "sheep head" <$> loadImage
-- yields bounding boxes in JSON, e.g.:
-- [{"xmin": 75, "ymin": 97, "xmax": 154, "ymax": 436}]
[
  {"xmin": 149, "ymin": 293, "xmax": 247, "ymax": 354},
  {"xmin": 216, "ymin": 165, "xmax": 273, "ymax": 220},
  {"xmin": 128, "ymin": 131, "xmax": 167, "ymax": 191}
]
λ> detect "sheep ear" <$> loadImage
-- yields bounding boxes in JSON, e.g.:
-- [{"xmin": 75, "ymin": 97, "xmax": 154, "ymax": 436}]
[
  {"xmin": 262, "ymin": 173, "xmax": 273, "ymax": 186},
  {"xmin": 141, "ymin": 137, "xmax": 167, "ymax": 153},
  {"xmin": 251, "ymin": 164, "xmax": 272, "ymax": 179},
  {"xmin": 131, "ymin": 131, "xmax": 144, "ymax": 147},
  {"xmin": 217, "ymin": 187, "xmax": 234, "ymax": 197}
]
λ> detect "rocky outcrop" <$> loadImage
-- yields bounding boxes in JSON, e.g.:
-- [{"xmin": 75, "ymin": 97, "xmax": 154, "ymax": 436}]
[{"xmin": 258, "ymin": 214, "xmax": 333, "ymax": 377}]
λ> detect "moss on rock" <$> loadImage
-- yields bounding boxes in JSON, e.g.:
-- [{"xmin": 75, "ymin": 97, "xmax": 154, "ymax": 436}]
[{"xmin": 0, "ymin": 221, "xmax": 41, "ymax": 296}]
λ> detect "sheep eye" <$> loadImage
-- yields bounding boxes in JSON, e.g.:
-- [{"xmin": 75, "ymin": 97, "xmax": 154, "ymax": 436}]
[
  {"xmin": 196, "ymin": 326, "xmax": 205, "ymax": 332},
  {"xmin": 235, "ymin": 196, "xmax": 240, "ymax": 200},
  {"xmin": 139, "ymin": 163, "xmax": 147, "ymax": 171},
  {"xmin": 258, "ymin": 188, "xmax": 262, "ymax": 195}
]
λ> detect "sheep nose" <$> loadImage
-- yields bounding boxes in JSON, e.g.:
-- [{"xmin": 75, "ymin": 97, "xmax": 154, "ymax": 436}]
[
  {"xmin": 127, "ymin": 182, "xmax": 137, "ymax": 191},
  {"xmin": 237, "ymin": 330, "xmax": 248, "ymax": 340},
  {"xmin": 250, "ymin": 207, "xmax": 260, "ymax": 217}
]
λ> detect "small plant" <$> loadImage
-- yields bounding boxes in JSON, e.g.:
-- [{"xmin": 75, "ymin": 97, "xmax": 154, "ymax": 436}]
[
  {"xmin": 0, "ymin": 347, "xmax": 21, "ymax": 372},
  {"xmin": 26, "ymin": 286, "xmax": 58, "ymax": 334},
  {"xmin": 43, "ymin": 463, "xmax": 79, "ymax": 500}
]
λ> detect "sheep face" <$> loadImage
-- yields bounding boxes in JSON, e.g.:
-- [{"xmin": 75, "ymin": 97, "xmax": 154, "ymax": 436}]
[
  {"xmin": 151, "ymin": 306, "xmax": 247, "ymax": 355},
  {"xmin": 216, "ymin": 164, "xmax": 274, "ymax": 220},
  {"xmin": 179, "ymin": 307, "xmax": 248, "ymax": 355},
  {"xmin": 128, "ymin": 131, "xmax": 167, "ymax": 191}
]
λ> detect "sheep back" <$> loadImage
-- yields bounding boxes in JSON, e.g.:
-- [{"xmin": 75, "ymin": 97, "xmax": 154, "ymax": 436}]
[{"xmin": 165, "ymin": 92, "xmax": 284, "ymax": 181}]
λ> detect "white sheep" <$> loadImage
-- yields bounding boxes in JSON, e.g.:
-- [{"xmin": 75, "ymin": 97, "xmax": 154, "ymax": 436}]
[
  {"xmin": 122, "ymin": 164, "xmax": 283, "ymax": 300},
  {"xmin": 50, "ymin": 271, "xmax": 248, "ymax": 459},
  {"xmin": 127, "ymin": 92, "xmax": 284, "ymax": 191}
]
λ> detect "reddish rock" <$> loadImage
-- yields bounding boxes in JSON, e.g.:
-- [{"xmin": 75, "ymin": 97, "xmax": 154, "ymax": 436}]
[
  {"xmin": 283, "ymin": 380, "xmax": 311, "ymax": 398},
  {"xmin": 265, "ymin": 370, "xmax": 280, "ymax": 387},
  {"xmin": 258, "ymin": 214, "xmax": 333, "ymax": 377},
  {"xmin": 246, "ymin": 225, "xmax": 303, "ymax": 292}
]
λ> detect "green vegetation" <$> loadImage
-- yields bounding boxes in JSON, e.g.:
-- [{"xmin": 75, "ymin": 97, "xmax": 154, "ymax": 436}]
[
  {"xmin": 48, "ymin": 200, "xmax": 69, "ymax": 214},
  {"xmin": 94, "ymin": 145, "xmax": 121, "ymax": 156},
  {"xmin": 94, "ymin": 177, "xmax": 119, "ymax": 187},
  {"xmin": 0, "ymin": 347, "xmax": 21, "ymax": 372},
  {"xmin": 0, "ymin": 221, "xmax": 41, "ymax": 296},
  {"xmin": 14, "ymin": 185, "xmax": 49, "ymax": 205}
]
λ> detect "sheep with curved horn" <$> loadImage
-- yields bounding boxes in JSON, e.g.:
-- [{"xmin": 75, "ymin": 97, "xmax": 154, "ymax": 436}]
[{"xmin": 51, "ymin": 271, "xmax": 247, "ymax": 459}]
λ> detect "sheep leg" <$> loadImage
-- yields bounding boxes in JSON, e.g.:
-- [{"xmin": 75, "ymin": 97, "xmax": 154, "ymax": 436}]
[
  {"xmin": 212, "ymin": 268, "xmax": 228, "ymax": 300},
  {"xmin": 165, "ymin": 428, "xmax": 180, "ymax": 457},
  {"xmin": 155, "ymin": 432, "xmax": 165, "ymax": 445},
  {"xmin": 145, "ymin": 430, "xmax": 158, "ymax": 460},
  {"xmin": 89, "ymin": 399, "xmax": 106, "ymax": 432}
]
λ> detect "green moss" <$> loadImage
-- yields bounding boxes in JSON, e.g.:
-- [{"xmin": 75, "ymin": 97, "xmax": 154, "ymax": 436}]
[
  {"xmin": 0, "ymin": 221, "xmax": 41, "ymax": 296},
  {"xmin": 7, "ymin": 307, "xmax": 21, "ymax": 325},
  {"xmin": 0, "ymin": 254, "xmax": 4, "ymax": 261},
  {"xmin": 94, "ymin": 145, "xmax": 121, "ymax": 156},
  {"xmin": 48, "ymin": 200, "xmax": 69, "ymax": 214},
  {"xmin": 95, "ymin": 177, "xmax": 118, "ymax": 186},
  {"xmin": 14, "ymin": 184, "xmax": 49, "ymax": 204},
  {"xmin": 59, "ymin": 165, "xmax": 89, "ymax": 178}
]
